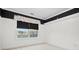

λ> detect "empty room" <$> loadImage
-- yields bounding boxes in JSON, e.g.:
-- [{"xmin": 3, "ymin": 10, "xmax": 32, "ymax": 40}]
[{"xmin": 0, "ymin": 8, "xmax": 79, "ymax": 50}]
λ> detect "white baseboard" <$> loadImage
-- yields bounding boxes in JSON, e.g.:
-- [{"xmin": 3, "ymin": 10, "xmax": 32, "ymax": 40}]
[{"xmin": 2, "ymin": 42, "xmax": 47, "ymax": 50}]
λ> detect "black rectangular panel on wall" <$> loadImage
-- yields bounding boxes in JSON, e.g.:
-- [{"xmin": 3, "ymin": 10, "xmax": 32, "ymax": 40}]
[
  {"xmin": 1, "ymin": 9, "xmax": 14, "ymax": 19},
  {"xmin": 17, "ymin": 21, "xmax": 39, "ymax": 30},
  {"xmin": 29, "ymin": 23, "xmax": 38, "ymax": 30},
  {"xmin": 17, "ymin": 21, "xmax": 29, "ymax": 29}
]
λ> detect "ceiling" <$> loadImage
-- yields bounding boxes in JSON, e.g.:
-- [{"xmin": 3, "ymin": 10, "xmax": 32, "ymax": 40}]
[{"xmin": 3, "ymin": 8, "xmax": 71, "ymax": 20}]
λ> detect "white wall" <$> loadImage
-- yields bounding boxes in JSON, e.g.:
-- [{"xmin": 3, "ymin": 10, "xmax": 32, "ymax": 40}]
[
  {"xmin": 0, "ymin": 15, "xmax": 44, "ymax": 49},
  {"xmin": 44, "ymin": 13, "xmax": 79, "ymax": 49},
  {"xmin": 1, "ymin": 12, "xmax": 79, "ymax": 50},
  {"xmin": 0, "ymin": 16, "xmax": 3, "ymax": 49}
]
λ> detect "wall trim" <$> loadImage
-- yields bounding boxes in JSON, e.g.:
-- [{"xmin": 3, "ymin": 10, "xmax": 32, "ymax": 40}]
[
  {"xmin": 47, "ymin": 43, "xmax": 66, "ymax": 50},
  {"xmin": 2, "ymin": 42, "xmax": 47, "ymax": 50},
  {"xmin": 44, "ymin": 8, "xmax": 79, "ymax": 24},
  {"xmin": 1, "ymin": 8, "xmax": 79, "ymax": 24},
  {"xmin": 0, "ymin": 8, "xmax": 44, "ymax": 24}
]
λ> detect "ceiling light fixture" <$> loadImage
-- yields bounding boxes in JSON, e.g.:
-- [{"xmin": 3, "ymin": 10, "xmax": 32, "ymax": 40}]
[{"xmin": 30, "ymin": 13, "xmax": 34, "ymax": 15}]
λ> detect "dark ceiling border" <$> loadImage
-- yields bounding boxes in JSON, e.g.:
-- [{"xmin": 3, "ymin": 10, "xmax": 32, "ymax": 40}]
[
  {"xmin": 43, "ymin": 8, "xmax": 79, "ymax": 24},
  {"xmin": 0, "ymin": 8, "xmax": 44, "ymax": 24},
  {"xmin": 0, "ymin": 8, "xmax": 79, "ymax": 24}
]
